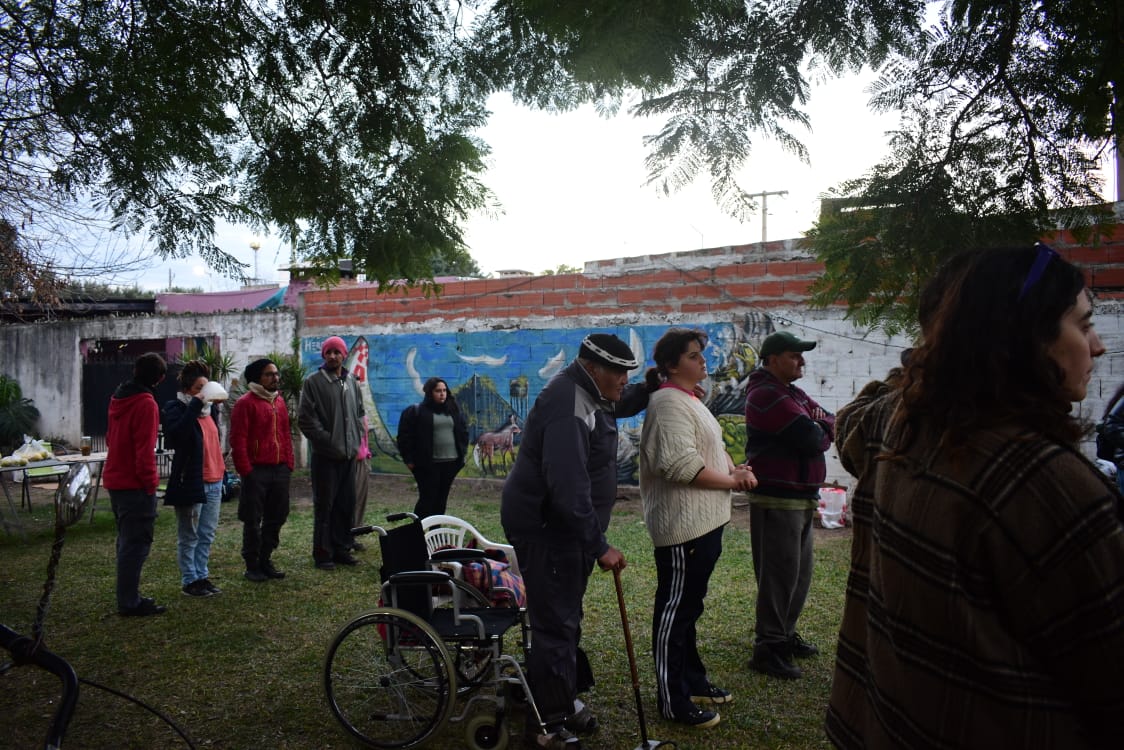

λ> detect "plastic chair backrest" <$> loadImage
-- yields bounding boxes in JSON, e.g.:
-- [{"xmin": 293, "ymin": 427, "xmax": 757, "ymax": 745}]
[{"xmin": 422, "ymin": 514, "xmax": 521, "ymax": 577}]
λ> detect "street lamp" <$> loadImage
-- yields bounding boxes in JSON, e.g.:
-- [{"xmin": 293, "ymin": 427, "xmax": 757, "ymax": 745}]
[{"xmin": 249, "ymin": 239, "xmax": 261, "ymax": 284}]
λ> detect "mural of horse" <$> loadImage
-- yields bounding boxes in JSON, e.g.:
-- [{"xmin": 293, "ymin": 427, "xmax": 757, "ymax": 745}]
[{"xmin": 473, "ymin": 415, "xmax": 522, "ymax": 475}]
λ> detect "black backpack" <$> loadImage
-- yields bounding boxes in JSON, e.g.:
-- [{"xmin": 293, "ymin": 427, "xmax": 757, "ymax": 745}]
[{"xmin": 1096, "ymin": 428, "xmax": 1115, "ymax": 461}]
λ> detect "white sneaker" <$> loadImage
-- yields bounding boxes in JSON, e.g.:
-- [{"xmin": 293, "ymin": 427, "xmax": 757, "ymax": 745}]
[{"xmin": 523, "ymin": 728, "xmax": 583, "ymax": 749}]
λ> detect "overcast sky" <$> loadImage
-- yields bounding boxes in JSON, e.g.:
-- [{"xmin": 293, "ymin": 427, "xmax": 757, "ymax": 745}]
[{"xmin": 121, "ymin": 72, "xmax": 1117, "ymax": 292}]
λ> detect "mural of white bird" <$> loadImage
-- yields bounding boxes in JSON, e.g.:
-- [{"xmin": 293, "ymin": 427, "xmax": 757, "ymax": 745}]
[
  {"xmin": 405, "ymin": 347, "xmax": 425, "ymax": 395},
  {"xmin": 456, "ymin": 353, "xmax": 508, "ymax": 366},
  {"xmin": 629, "ymin": 328, "xmax": 645, "ymax": 377},
  {"xmin": 538, "ymin": 349, "xmax": 566, "ymax": 379}
]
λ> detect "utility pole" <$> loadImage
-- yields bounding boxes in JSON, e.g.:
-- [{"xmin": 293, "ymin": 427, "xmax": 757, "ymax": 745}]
[{"xmin": 749, "ymin": 189, "xmax": 788, "ymax": 243}]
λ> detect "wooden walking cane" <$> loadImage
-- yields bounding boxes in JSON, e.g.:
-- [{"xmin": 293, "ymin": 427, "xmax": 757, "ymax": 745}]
[{"xmin": 613, "ymin": 567, "xmax": 677, "ymax": 750}]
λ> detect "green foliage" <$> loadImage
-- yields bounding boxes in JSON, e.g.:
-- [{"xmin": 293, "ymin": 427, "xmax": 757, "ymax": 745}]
[
  {"xmin": 430, "ymin": 248, "xmax": 483, "ymax": 278},
  {"xmin": 492, "ymin": 1, "xmax": 1122, "ymax": 332},
  {"xmin": 540, "ymin": 263, "xmax": 581, "ymax": 275},
  {"xmin": 3, "ymin": 0, "xmax": 493, "ymax": 286},
  {"xmin": 806, "ymin": 3, "xmax": 1121, "ymax": 332},
  {"xmin": 178, "ymin": 341, "xmax": 237, "ymax": 385},
  {"xmin": 54, "ymin": 280, "xmax": 159, "ymax": 299},
  {"xmin": 267, "ymin": 350, "xmax": 307, "ymax": 433},
  {"xmin": 4, "ymin": 0, "xmax": 1120, "ymax": 334},
  {"xmin": 0, "ymin": 374, "xmax": 40, "ymax": 454}
]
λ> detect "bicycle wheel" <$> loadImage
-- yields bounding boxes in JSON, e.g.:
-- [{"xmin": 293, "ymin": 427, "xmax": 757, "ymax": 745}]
[{"xmin": 324, "ymin": 608, "xmax": 456, "ymax": 749}]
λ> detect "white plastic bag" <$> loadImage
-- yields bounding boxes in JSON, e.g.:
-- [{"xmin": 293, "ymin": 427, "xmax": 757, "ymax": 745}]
[
  {"xmin": 818, "ymin": 487, "xmax": 848, "ymax": 529},
  {"xmin": 13, "ymin": 435, "xmax": 52, "ymax": 463},
  {"xmin": 200, "ymin": 381, "xmax": 228, "ymax": 402}
]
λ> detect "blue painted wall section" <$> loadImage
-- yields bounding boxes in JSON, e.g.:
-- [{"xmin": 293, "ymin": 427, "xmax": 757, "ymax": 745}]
[{"xmin": 302, "ymin": 315, "xmax": 774, "ymax": 481}]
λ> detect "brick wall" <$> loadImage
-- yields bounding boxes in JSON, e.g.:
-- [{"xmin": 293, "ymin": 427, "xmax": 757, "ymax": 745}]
[
  {"xmin": 301, "ymin": 239, "xmax": 825, "ymax": 331},
  {"xmin": 302, "ymin": 226, "xmax": 1124, "ymax": 334}
]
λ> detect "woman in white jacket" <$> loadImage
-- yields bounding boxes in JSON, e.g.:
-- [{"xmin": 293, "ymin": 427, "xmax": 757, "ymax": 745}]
[{"xmin": 639, "ymin": 327, "xmax": 757, "ymax": 729}]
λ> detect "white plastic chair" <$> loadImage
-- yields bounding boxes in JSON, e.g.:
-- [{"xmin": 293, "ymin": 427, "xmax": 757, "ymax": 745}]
[{"xmin": 421, "ymin": 514, "xmax": 521, "ymax": 576}]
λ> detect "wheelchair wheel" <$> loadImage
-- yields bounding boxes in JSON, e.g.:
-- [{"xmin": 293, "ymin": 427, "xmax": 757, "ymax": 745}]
[
  {"xmin": 465, "ymin": 713, "xmax": 509, "ymax": 750},
  {"xmin": 324, "ymin": 608, "xmax": 456, "ymax": 749}
]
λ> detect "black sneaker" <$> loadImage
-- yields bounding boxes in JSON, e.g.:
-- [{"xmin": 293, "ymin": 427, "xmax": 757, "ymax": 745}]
[
  {"xmin": 665, "ymin": 705, "xmax": 720, "ymax": 729},
  {"xmin": 119, "ymin": 597, "xmax": 167, "ymax": 617},
  {"xmin": 333, "ymin": 552, "xmax": 360, "ymax": 566},
  {"xmin": 244, "ymin": 569, "xmax": 269, "ymax": 582},
  {"xmin": 182, "ymin": 580, "xmax": 212, "ymax": 598},
  {"xmin": 562, "ymin": 705, "xmax": 598, "ymax": 734},
  {"xmin": 690, "ymin": 684, "xmax": 733, "ymax": 705},
  {"xmin": 789, "ymin": 632, "xmax": 819, "ymax": 658},
  {"xmin": 749, "ymin": 642, "xmax": 802, "ymax": 679},
  {"xmin": 261, "ymin": 561, "xmax": 286, "ymax": 579},
  {"xmin": 315, "ymin": 559, "xmax": 336, "ymax": 570}
]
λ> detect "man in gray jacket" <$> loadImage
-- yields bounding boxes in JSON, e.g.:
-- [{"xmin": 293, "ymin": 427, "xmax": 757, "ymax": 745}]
[{"xmin": 298, "ymin": 336, "xmax": 365, "ymax": 570}]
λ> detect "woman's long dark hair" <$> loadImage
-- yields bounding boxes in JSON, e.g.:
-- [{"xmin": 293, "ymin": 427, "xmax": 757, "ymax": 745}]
[
  {"xmin": 899, "ymin": 245, "xmax": 1088, "ymax": 448},
  {"xmin": 644, "ymin": 328, "xmax": 709, "ymax": 392},
  {"xmin": 422, "ymin": 377, "xmax": 458, "ymax": 415}
]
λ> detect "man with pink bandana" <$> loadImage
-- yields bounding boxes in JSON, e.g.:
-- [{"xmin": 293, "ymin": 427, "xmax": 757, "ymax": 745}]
[{"xmin": 298, "ymin": 336, "xmax": 365, "ymax": 569}]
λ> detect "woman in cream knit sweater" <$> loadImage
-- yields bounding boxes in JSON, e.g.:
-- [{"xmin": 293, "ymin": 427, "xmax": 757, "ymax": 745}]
[{"xmin": 639, "ymin": 327, "xmax": 757, "ymax": 729}]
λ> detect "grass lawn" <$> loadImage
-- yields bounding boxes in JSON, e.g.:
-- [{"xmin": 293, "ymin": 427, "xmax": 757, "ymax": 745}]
[{"xmin": 0, "ymin": 475, "xmax": 850, "ymax": 749}]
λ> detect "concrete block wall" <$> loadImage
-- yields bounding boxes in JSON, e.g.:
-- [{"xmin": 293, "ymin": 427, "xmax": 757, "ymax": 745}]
[{"xmin": 0, "ymin": 309, "xmax": 297, "ymax": 444}]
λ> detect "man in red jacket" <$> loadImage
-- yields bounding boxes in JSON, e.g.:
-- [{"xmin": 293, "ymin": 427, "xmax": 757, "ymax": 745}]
[
  {"xmin": 230, "ymin": 358, "xmax": 295, "ymax": 582},
  {"xmin": 103, "ymin": 352, "xmax": 168, "ymax": 617}
]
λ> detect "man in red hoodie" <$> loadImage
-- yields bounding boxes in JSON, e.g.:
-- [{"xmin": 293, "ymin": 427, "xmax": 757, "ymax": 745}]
[
  {"xmin": 103, "ymin": 352, "xmax": 168, "ymax": 616},
  {"xmin": 230, "ymin": 358, "xmax": 295, "ymax": 582}
]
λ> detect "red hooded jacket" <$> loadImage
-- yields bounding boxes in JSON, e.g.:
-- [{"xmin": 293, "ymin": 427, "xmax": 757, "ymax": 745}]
[{"xmin": 102, "ymin": 381, "xmax": 161, "ymax": 495}]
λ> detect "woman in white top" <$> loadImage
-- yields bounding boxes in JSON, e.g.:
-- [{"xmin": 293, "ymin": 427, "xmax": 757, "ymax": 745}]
[{"xmin": 639, "ymin": 327, "xmax": 757, "ymax": 729}]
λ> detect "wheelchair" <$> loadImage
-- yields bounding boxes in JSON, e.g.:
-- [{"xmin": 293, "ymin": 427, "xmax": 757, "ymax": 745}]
[{"xmin": 323, "ymin": 513, "xmax": 541, "ymax": 749}]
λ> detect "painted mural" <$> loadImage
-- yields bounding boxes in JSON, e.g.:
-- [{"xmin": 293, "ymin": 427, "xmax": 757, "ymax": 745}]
[{"xmin": 301, "ymin": 313, "xmax": 775, "ymax": 482}]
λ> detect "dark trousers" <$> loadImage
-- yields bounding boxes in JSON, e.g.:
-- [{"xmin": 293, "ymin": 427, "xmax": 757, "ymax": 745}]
[
  {"xmin": 510, "ymin": 537, "xmax": 592, "ymax": 730},
  {"xmin": 652, "ymin": 524, "xmax": 724, "ymax": 717},
  {"xmin": 411, "ymin": 460, "xmax": 460, "ymax": 518},
  {"xmin": 238, "ymin": 464, "xmax": 291, "ymax": 570},
  {"xmin": 109, "ymin": 489, "xmax": 157, "ymax": 611},
  {"xmin": 749, "ymin": 505, "xmax": 814, "ymax": 646},
  {"xmin": 310, "ymin": 454, "xmax": 356, "ymax": 562}
]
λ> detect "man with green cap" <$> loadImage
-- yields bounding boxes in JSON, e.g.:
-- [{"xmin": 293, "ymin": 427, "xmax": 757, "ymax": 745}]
[{"xmin": 743, "ymin": 330, "xmax": 834, "ymax": 679}]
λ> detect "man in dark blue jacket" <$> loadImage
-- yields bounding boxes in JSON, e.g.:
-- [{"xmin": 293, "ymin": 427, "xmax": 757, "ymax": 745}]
[
  {"xmin": 744, "ymin": 331, "xmax": 835, "ymax": 680},
  {"xmin": 502, "ymin": 333, "xmax": 647, "ymax": 750}
]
